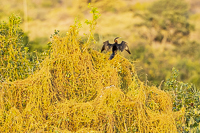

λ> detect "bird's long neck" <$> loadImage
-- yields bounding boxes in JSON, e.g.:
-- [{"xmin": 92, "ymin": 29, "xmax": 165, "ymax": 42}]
[{"xmin": 114, "ymin": 37, "xmax": 119, "ymax": 44}]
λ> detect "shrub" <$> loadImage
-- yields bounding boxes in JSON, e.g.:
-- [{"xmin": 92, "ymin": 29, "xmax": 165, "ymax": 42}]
[
  {"xmin": 165, "ymin": 68, "xmax": 200, "ymax": 132},
  {"xmin": 0, "ymin": 15, "xmax": 40, "ymax": 82}
]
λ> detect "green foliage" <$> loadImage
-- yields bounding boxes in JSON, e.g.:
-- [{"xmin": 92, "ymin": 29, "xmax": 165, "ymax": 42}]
[
  {"xmin": 165, "ymin": 67, "xmax": 179, "ymax": 91},
  {"xmin": 41, "ymin": 0, "xmax": 63, "ymax": 8},
  {"xmin": 130, "ymin": 40, "xmax": 200, "ymax": 90},
  {"xmin": 131, "ymin": 2, "xmax": 150, "ymax": 11},
  {"xmin": 130, "ymin": 44, "xmax": 171, "ymax": 86},
  {"xmin": 165, "ymin": 68, "xmax": 200, "ymax": 132},
  {"xmin": 85, "ymin": 3, "xmax": 100, "ymax": 45},
  {"xmin": 149, "ymin": 0, "xmax": 189, "ymax": 16},
  {"xmin": 28, "ymin": 37, "xmax": 49, "ymax": 52},
  {"xmin": 0, "ymin": 15, "xmax": 40, "ymax": 81},
  {"xmin": 90, "ymin": 0, "xmax": 126, "ymax": 12},
  {"xmin": 135, "ymin": 0, "xmax": 194, "ymax": 45}
]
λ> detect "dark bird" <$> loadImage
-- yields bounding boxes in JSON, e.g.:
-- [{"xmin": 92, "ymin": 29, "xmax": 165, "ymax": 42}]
[{"xmin": 101, "ymin": 37, "xmax": 131, "ymax": 60}]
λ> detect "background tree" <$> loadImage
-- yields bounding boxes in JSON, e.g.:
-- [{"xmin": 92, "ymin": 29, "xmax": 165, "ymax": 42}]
[{"xmin": 136, "ymin": 0, "xmax": 194, "ymax": 45}]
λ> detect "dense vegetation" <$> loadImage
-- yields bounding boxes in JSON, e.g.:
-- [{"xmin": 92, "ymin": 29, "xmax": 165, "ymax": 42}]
[
  {"xmin": 1, "ymin": 0, "xmax": 200, "ymax": 132},
  {"xmin": 0, "ymin": 12, "xmax": 184, "ymax": 132}
]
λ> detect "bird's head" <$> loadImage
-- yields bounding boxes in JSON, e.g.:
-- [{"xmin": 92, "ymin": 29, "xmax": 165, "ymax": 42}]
[{"xmin": 114, "ymin": 37, "xmax": 120, "ymax": 43}]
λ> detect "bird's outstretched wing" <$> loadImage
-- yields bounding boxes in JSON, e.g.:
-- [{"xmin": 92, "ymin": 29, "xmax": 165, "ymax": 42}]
[
  {"xmin": 101, "ymin": 41, "xmax": 113, "ymax": 52},
  {"xmin": 117, "ymin": 41, "xmax": 131, "ymax": 54}
]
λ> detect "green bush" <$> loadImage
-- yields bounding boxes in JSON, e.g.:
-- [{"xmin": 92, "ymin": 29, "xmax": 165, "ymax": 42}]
[
  {"xmin": 165, "ymin": 68, "xmax": 200, "ymax": 132},
  {"xmin": 0, "ymin": 15, "xmax": 40, "ymax": 81}
]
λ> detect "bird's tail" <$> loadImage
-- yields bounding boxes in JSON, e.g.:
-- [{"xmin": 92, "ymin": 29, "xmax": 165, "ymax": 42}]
[
  {"xmin": 126, "ymin": 49, "xmax": 131, "ymax": 54},
  {"xmin": 109, "ymin": 52, "xmax": 115, "ymax": 60}
]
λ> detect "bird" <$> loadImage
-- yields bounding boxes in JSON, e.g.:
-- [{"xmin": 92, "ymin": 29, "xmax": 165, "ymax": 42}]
[{"xmin": 101, "ymin": 37, "xmax": 131, "ymax": 60}]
